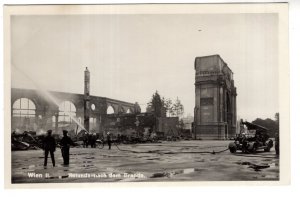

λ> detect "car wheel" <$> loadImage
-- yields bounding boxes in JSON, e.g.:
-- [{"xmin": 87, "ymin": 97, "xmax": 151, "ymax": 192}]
[
  {"xmin": 264, "ymin": 147, "xmax": 270, "ymax": 152},
  {"xmin": 229, "ymin": 147, "xmax": 236, "ymax": 153}
]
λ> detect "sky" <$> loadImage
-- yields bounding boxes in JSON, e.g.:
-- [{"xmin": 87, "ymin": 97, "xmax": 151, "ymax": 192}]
[{"xmin": 11, "ymin": 13, "xmax": 278, "ymax": 121}]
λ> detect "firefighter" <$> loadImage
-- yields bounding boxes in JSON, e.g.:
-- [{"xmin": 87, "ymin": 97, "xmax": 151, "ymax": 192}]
[
  {"xmin": 60, "ymin": 130, "xmax": 75, "ymax": 165},
  {"xmin": 43, "ymin": 130, "xmax": 56, "ymax": 167}
]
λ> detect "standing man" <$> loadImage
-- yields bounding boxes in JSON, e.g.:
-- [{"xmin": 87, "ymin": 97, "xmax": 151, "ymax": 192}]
[
  {"xmin": 275, "ymin": 132, "xmax": 279, "ymax": 155},
  {"xmin": 60, "ymin": 130, "xmax": 75, "ymax": 165},
  {"xmin": 91, "ymin": 133, "xmax": 97, "ymax": 148},
  {"xmin": 83, "ymin": 131, "xmax": 88, "ymax": 148},
  {"xmin": 107, "ymin": 132, "xmax": 112, "ymax": 150},
  {"xmin": 43, "ymin": 130, "xmax": 56, "ymax": 167}
]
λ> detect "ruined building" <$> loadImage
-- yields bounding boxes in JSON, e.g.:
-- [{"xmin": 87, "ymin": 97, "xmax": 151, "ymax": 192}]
[
  {"xmin": 11, "ymin": 68, "xmax": 178, "ymax": 138},
  {"xmin": 194, "ymin": 55, "xmax": 237, "ymax": 140},
  {"xmin": 11, "ymin": 67, "xmax": 141, "ymax": 136}
]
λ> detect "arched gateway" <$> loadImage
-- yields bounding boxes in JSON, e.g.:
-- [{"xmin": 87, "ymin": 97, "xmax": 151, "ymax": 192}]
[{"xmin": 194, "ymin": 55, "xmax": 237, "ymax": 140}]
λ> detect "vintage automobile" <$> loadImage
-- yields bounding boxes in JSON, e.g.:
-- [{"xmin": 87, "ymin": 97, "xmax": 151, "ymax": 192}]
[{"xmin": 228, "ymin": 121, "xmax": 273, "ymax": 153}]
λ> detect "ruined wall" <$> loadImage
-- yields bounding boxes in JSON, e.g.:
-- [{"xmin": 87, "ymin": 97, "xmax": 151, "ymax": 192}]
[
  {"xmin": 11, "ymin": 88, "xmax": 140, "ymax": 136},
  {"xmin": 157, "ymin": 117, "xmax": 179, "ymax": 137}
]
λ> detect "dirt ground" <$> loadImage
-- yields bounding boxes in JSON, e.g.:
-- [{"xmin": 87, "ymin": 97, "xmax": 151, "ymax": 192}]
[{"xmin": 11, "ymin": 140, "xmax": 279, "ymax": 183}]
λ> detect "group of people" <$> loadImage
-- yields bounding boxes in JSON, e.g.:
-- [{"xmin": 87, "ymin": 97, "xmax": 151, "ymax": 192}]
[
  {"xmin": 82, "ymin": 132, "xmax": 98, "ymax": 148},
  {"xmin": 43, "ymin": 129, "xmax": 75, "ymax": 167},
  {"xmin": 82, "ymin": 131, "xmax": 112, "ymax": 150},
  {"xmin": 43, "ymin": 130, "xmax": 113, "ymax": 167}
]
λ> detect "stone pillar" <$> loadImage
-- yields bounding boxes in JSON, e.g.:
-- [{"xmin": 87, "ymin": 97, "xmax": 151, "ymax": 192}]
[
  {"xmin": 194, "ymin": 84, "xmax": 201, "ymax": 139},
  {"xmin": 84, "ymin": 67, "xmax": 90, "ymax": 132},
  {"xmin": 220, "ymin": 87, "xmax": 223, "ymax": 122},
  {"xmin": 213, "ymin": 87, "xmax": 218, "ymax": 122},
  {"xmin": 195, "ymin": 85, "xmax": 201, "ymax": 123}
]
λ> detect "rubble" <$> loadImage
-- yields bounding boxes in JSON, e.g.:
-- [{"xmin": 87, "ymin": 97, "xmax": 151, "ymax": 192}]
[{"xmin": 11, "ymin": 131, "xmax": 43, "ymax": 151}]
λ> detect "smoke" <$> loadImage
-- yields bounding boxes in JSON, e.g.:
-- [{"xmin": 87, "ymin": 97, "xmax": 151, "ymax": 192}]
[
  {"xmin": 36, "ymin": 128, "xmax": 47, "ymax": 136},
  {"xmin": 12, "ymin": 63, "xmax": 89, "ymax": 133}
]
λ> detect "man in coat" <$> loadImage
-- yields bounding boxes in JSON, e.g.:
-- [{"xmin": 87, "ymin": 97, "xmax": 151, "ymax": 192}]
[
  {"xmin": 107, "ymin": 132, "xmax": 112, "ymax": 150},
  {"xmin": 43, "ymin": 130, "xmax": 56, "ymax": 167},
  {"xmin": 60, "ymin": 130, "xmax": 75, "ymax": 165}
]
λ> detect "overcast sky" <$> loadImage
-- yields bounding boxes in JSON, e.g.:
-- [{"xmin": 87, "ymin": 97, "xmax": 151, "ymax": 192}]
[{"xmin": 11, "ymin": 13, "xmax": 278, "ymax": 121}]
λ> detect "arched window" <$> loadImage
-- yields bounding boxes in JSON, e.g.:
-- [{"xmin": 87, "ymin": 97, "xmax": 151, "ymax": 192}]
[
  {"xmin": 126, "ymin": 108, "xmax": 132, "ymax": 114},
  {"xmin": 107, "ymin": 106, "xmax": 114, "ymax": 114},
  {"xmin": 12, "ymin": 98, "xmax": 36, "ymax": 131},
  {"xmin": 12, "ymin": 98, "xmax": 36, "ymax": 117},
  {"xmin": 58, "ymin": 101, "xmax": 76, "ymax": 123}
]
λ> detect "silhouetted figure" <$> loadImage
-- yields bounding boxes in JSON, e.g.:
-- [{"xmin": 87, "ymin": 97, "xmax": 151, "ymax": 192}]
[
  {"xmin": 11, "ymin": 130, "xmax": 17, "ymax": 142},
  {"xmin": 43, "ymin": 130, "xmax": 56, "ymax": 167},
  {"xmin": 107, "ymin": 132, "xmax": 112, "ymax": 150},
  {"xmin": 88, "ymin": 134, "xmax": 93, "ymax": 148},
  {"xmin": 275, "ymin": 132, "xmax": 279, "ymax": 155},
  {"xmin": 91, "ymin": 133, "xmax": 97, "ymax": 148},
  {"xmin": 60, "ymin": 130, "xmax": 75, "ymax": 165},
  {"xmin": 83, "ymin": 132, "xmax": 89, "ymax": 148}
]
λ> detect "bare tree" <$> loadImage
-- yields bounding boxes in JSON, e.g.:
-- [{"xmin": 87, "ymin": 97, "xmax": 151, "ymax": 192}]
[
  {"xmin": 172, "ymin": 97, "xmax": 184, "ymax": 118},
  {"xmin": 163, "ymin": 97, "xmax": 173, "ymax": 117}
]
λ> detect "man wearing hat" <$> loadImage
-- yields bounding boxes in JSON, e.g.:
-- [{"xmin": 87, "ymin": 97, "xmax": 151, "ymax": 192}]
[
  {"xmin": 43, "ymin": 130, "xmax": 56, "ymax": 167},
  {"xmin": 60, "ymin": 130, "xmax": 75, "ymax": 165},
  {"xmin": 107, "ymin": 131, "xmax": 112, "ymax": 150}
]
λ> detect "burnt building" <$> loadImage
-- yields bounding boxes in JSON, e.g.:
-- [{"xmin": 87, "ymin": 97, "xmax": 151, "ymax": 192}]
[
  {"xmin": 194, "ymin": 55, "xmax": 237, "ymax": 140},
  {"xmin": 11, "ymin": 88, "xmax": 141, "ymax": 136}
]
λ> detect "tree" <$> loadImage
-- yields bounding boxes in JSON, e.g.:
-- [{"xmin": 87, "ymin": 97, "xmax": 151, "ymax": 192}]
[
  {"xmin": 274, "ymin": 112, "xmax": 279, "ymax": 133},
  {"xmin": 275, "ymin": 113, "xmax": 279, "ymax": 124},
  {"xmin": 147, "ymin": 91, "xmax": 165, "ymax": 117},
  {"xmin": 147, "ymin": 92, "xmax": 184, "ymax": 118},
  {"xmin": 172, "ymin": 97, "xmax": 184, "ymax": 118},
  {"xmin": 162, "ymin": 97, "xmax": 173, "ymax": 117},
  {"xmin": 251, "ymin": 113, "xmax": 279, "ymax": 137}
]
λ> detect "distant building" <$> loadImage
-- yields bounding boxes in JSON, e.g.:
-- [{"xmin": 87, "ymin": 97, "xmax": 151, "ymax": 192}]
[
  {"xmin": 194, "ymin": 55, "xmax": 237, "ymax": 140},
  {"xmin": 181, "ymin": 115, "xmax": 194, "ymax": 130}
]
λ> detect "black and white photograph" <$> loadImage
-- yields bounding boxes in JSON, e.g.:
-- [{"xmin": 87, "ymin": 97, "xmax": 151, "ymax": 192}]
[{"xmin": 3, "ymin": 4, "xmax": 289, "ymax": 186}]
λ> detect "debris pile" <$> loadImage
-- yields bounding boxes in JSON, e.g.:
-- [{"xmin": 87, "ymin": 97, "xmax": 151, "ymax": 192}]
[{"xmin": 11, "ymin": 131, "xmax": 44, "ymax": 151}]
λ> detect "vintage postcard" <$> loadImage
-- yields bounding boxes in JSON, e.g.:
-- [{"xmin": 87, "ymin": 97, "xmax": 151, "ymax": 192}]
[{"xmin": 3, "ymin": 4, "xmax": 289, "ymax": 188}]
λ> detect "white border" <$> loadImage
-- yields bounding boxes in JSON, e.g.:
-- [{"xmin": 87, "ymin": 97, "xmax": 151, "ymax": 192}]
[{"xmin": 1, "ymin": 1, "xmax": 297, "ymax": 195}]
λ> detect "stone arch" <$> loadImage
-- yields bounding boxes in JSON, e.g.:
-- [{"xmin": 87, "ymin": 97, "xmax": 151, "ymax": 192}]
[
  {"xmin": 107, "ymin": 105, "xmax": 115, "ymax": 114},
  {"xmin": 126, "ymin": 108, "xmax": 132, "ymax": 114}
]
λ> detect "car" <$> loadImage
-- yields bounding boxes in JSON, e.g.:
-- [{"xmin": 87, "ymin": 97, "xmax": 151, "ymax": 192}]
[{"xmin": 228, "ymin": 121, "xmax": 273, "ymax": 153}]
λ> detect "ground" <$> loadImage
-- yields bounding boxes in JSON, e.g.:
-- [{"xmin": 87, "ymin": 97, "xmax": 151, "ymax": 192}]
[{"xmin": 11, "ymin": 140, "xmax": 279, "ymax": 183}]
